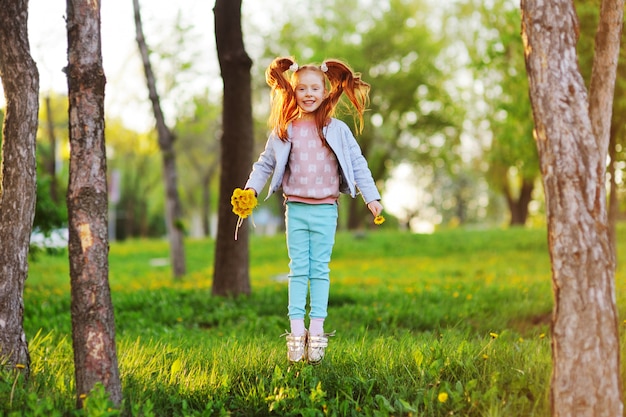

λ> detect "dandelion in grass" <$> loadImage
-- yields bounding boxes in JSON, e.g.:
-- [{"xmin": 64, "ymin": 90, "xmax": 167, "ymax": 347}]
[
  {"xmin": 231, "ymin": 188, "xmax": 258, "ymax": 240},
  {"xmin": 490, "ymin": 332, "xmax": 498, "ymax": 339},
  {"xmin": 15, "ymin": 364, "xmax": 25, "ymax": 369},
  {"xmin": 374, "ymin": 215, "xmax": 385, "ymax": 225},
  {"xmin": 539, "ymin": 333, "xmax": 546, "ymax": 339},
  {"xmin": 438, "ymin": 392, "xmax": 449, "ymax": 403}
]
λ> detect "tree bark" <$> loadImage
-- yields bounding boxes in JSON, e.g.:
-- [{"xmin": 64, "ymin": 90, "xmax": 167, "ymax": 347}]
[
  {"xmin": 212, "ymin": 0, "xmax": 253, "ymax": 296},
  {"xmin": 0, "ymin": 0, "xmax": 38, "ymax": 372},
  {"xmin": 133, "ymin": 0, "xmax": 186, "ymax": 277},
  {"xmin": 521, "ymin": 0, "xmax": 623, "ymax": 415},
  {"xmin": 66, "ymin": 0, "xmax": 122, "ymax": 407}
]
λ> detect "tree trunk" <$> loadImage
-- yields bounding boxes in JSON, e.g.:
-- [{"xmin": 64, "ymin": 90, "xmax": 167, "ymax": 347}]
[
  {"xmin": 504, "ymin": 178, "xmax": 534, "ymax": 226},
  {"xmin": 521, "ymin": 0, "xmax": 623, "ymax": 415},
  {"xmin": 212, "ymin": 0, "xmax": 253, "ymax": 296},
  {"xmin": 133, "ymin": 0, "xmax": 186, "ymax": 277},
  {"xmin": 66, "ymin": 0, "xmax": 122, "ymax": 407},
  {"xmin": 347, "ymin": 197, "xmax": 365, "ymax": 230},
  {"xmin": 0, "ymin": 0, "xmax": 38, "ymax": 372}
]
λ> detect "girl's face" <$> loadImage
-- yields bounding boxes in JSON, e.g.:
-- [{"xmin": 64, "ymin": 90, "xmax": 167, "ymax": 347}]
[{"xmin": 293, "ymin": 69, "xmax": 325, "ymax": 117}]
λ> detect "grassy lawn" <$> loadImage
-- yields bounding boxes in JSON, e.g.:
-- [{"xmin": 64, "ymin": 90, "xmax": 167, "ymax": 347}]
[{"xmin": 3, "ymin": 226, "xmax": 625, "ymax": 416}]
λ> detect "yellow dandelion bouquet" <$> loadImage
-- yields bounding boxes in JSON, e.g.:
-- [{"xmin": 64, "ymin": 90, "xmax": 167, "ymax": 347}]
[
  {"xmin": 374, "ymin": 215, "xmax": 385, "ymax": 225},
  {"xmin": 231, "ymin": 187, "xmax": 258, "ymax": 240}
]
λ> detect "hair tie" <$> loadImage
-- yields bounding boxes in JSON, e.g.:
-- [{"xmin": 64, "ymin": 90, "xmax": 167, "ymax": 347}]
[
  {"xmin": 320, "ymin": 62, "xmax": 328, "ymax": 73},
  {"xmin": 289, "ymin": 63, "xmax": 299, "ymax": 72}
]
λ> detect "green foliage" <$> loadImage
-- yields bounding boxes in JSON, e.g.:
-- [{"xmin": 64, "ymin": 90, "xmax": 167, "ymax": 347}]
[
  {"xmin": 33, "ymin": 175, "xmax": 67, "ymax": 234},
  {"xmin": 256, "ymin": 0, "xmax": 472, "ymax": 226},
  {"xmin": 10, "ymin": 227, "xmax": 626, "ymax": 415},
  {"xmin": 456, "ymin": 0, "xmax": 538, "ymax": 203}
]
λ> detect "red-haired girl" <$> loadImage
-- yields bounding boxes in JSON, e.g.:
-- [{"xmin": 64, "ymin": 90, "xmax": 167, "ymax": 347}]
[{"xmin": 245, "ymin": 57, "xmax": 383, "ymax": 364}]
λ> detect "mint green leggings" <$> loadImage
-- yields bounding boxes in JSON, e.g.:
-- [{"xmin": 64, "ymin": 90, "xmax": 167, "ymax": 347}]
[{"xmin": 285, "ymin": 202, "xmax": 338, "ymax": 320}]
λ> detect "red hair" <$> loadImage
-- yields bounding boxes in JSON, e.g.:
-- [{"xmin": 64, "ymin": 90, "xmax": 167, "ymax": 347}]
[{"xmin": 265, "ymin": 57, "xmax": 370, "ymax": 143}]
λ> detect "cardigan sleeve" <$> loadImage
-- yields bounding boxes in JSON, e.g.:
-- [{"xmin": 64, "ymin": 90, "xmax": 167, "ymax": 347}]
[
  {"xmin": 244, "ymin": 136, "xmax": 277, "ymax": 196},
  {"xmin": 342, "ymin": 124, "xmax": 381, "ymax": 204}
]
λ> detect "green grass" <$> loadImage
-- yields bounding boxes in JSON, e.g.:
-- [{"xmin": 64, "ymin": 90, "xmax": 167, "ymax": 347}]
[{"xmin": 3, "ymin": 226, "xmax": 626, "ymax": 415}]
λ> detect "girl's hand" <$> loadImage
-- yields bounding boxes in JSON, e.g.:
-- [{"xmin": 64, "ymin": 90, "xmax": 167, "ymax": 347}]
[{"xmin": 367, "ymin": 200, "xmax": 383, "ymax": 217}]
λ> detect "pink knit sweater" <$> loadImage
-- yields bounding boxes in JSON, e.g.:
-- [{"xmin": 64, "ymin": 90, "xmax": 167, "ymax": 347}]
[{"xmin": 282, "ymin": 119, "xmax": 340, "ymax": 204}]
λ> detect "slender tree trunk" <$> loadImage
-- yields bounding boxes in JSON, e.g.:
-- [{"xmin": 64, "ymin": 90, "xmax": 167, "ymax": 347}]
[
  {"xmin": 0, "ymin": 0, "xmax": 38, "ymax": 372},
  {"xmin": 133, "ymin": 0, "xmax": 186, "ymax": 277},
  {"xmin": 521, "ymin": 0, "xmax": 623, "ymax": 415},
  {"xmin": 66, "ymin": 0, "xmax": 122, "ymax": 407},
  {"xmin": 213, "ymin": 0, "xmax": 252, "ymax": 296}
]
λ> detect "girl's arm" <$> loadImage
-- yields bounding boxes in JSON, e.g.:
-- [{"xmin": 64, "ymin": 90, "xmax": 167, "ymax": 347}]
[
  {"xmin": 344, "ymin": 129, "xmax": 381, "ymax": 205},
  {"xmin": 244, "ymin": 136, "xmax": 277, "ymax": 196}
]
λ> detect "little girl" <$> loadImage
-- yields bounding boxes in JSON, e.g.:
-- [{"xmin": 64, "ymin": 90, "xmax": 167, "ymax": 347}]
[{"xmin": 244, "ymin": 57, "xmax": 383, "ymax": 364}]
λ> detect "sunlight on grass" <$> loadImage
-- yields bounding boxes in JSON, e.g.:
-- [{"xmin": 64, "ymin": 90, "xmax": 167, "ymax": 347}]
[{"xmin": 13, "ymin": 226, "xmax": 626, "ymax": 416}]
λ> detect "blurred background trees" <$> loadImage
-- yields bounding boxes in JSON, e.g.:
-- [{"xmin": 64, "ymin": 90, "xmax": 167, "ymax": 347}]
[{"xmin": 17, "ymin": 0, "xmax": 626, "ymax": 240}]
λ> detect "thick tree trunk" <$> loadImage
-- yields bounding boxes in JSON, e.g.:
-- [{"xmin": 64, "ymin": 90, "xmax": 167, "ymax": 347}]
[
  {"xmin": 521, "ymin": 0, "xmax": 623, "ymax": 415},
  {"xmin": 0, "ymin": 0, "xmax": 38, "ymax": 372},
  {"xmin": 133, "ymin": 0, "xmax": 186, "ymax": 277},
  {"xmin": 213, "ymin": 0, "xmax": 253, "ymax": 296},
  {"xmin": 66, "ymin": 0, "xmax": 122, "ymax": 407}
]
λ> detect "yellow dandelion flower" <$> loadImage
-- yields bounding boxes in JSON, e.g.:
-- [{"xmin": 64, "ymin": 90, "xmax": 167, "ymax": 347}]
[
  {"xmin": 539, "ymin": 333, "xmax": 546, "ymax": 339},
  {"xmin": 482, "ymin": 354, "xmax": 489, "ymax": 360},
  {"xmin": 438, "ymin": 392, "xmax": 449, "ymax": 403},
  {"xmin": 15, "ymin": 363, "xmax": 26, "ymax": 369},
  {"xmin": 490, "ymin": 332, "xmax": 498, "ymax": 339},
  {"xmin": 79, "ymin": 393, "xmax": 88, "ymax": 400},
  {"xmin": 374, "ymin": 215, "xmax": 385, "ymax": 225},
  {"xmin": 231, "ymin": 188, "xmax": 258, "ymax": 240}
]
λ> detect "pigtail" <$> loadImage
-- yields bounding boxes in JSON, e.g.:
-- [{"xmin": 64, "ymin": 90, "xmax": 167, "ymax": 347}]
[
  {"xmin": 265, "ymin": 57, "xmax": 299, "ymax": 140},
  {"xmin": 320, "ymin": 59, "xmax": 370, "ymax": 135},
  {"xmin": 264, "ymin": 56, "xmax": 370, "ymax": 143}
]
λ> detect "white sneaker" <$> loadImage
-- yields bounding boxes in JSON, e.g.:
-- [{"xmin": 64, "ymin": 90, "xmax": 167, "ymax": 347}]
[
  {"xmin": 284, "ymin": 332, "xmax": 307, "ymax": 363},
  {"xmin": 307, "ymin": 332, "xmax": 335, "ymax": 364}
]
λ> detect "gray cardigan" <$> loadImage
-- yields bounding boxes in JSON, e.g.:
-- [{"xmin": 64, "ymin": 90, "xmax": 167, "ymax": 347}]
[{"xmin": 245, "ymin": 118, "xmax": 381, "ymax": 204}]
